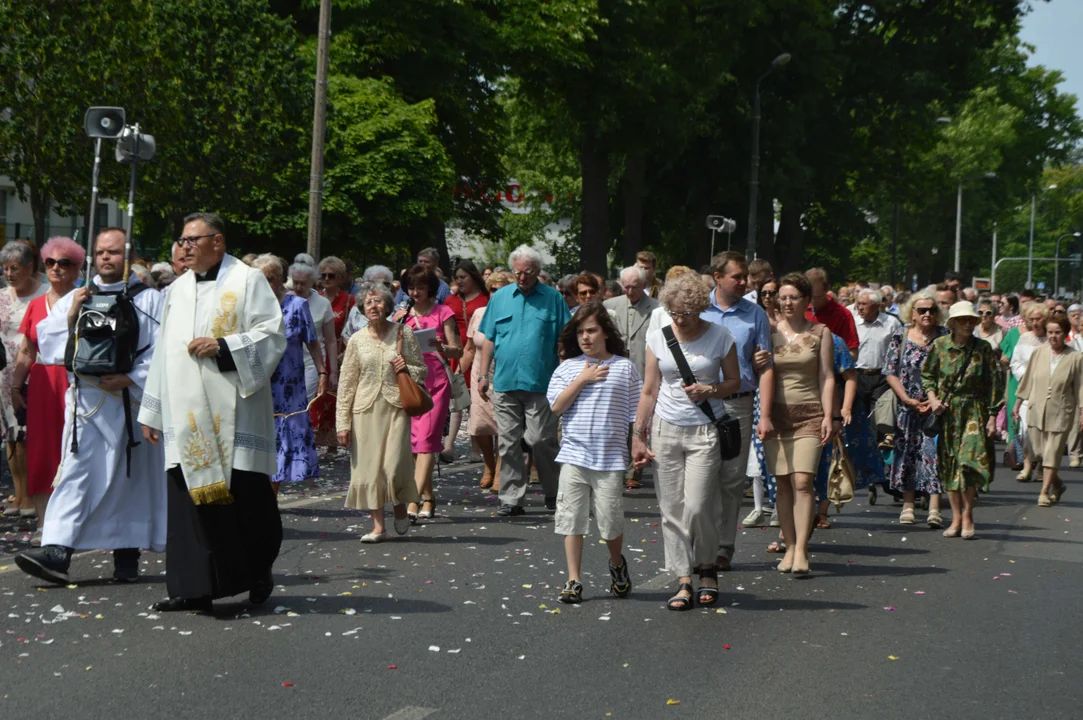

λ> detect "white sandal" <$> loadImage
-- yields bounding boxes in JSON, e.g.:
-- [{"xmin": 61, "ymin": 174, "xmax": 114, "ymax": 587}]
[
  {"xmin": 30, "ymin": 528, "xmax": 42, "ymax": 547},
  {"xmin": 899, "ymin": 508, "xmax": 916, "ymax": 525},
  {"xmin": 360, "ymin": 531, "xmax": 388, "ymax": 543}
]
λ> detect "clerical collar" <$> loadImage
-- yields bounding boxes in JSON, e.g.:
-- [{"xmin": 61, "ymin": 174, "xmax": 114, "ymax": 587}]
[{"xmin": 196, "ymin": 259, "xmax": 224, "ymax": 283}]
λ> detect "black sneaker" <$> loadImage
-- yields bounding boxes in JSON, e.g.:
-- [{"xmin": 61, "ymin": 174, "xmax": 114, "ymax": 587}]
[
  {"xmin": 544, "ymin": 496, "xmax": 557, "ymax": 511},
  {"xmin": 558, "ymin": 579, "xmax": 583, "ymax": 604},
  {"xmin": 113, "ymin": 548, "xmax": 141, "ymax": 583},
  {"xmin": 497, "ymin": 504, "xmax": 525, "ymax": 517},
  {"xmin": 608, "ymin": 554, "xmax": 632, "ymax": 598},
  {"xmin": 15, "ymin": 545, "xmax": 72, "ymax": 585}
]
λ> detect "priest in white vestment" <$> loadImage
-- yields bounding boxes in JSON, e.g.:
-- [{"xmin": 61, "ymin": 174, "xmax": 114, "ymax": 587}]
[
  {"xmin": 138, "ymin": 212, "xmax": 286, "ymax": 613},
  {"xmin": 14, "ymin": 228, "xmax": 167, "ymax": 585}
]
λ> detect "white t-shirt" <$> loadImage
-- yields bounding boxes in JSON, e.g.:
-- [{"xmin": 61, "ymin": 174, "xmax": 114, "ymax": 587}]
[
  {"xmin": 546, "ymin": 355, "xmax": 642, "ymax": 471},
  {"xmin": 646, "ymin": 323, "xmax": 735, "ymax": 426},
  {"xmin": 297, "ymin": 292, "xmax": 334, "ymax": 398}
]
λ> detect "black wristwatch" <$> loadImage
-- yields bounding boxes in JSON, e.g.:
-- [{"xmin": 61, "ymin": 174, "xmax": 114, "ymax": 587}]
[{"xmin": 832, "ymin": 416, "xmax": 844, "ymax": 422}]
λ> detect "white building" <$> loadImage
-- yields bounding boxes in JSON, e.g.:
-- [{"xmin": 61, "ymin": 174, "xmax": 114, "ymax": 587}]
[{"xmin": 0, "ymin": 175, "xmax": 120, "ymax": 243}]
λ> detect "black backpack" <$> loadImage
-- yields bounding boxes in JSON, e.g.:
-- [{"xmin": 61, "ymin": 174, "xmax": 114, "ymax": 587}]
[
  {"xmin": 64, "ymin": 282, "xmax": 153, "ymax": 474},
  {"xmin": 65, "ymin": 282, "xmax": 150, "ymax": 375}
]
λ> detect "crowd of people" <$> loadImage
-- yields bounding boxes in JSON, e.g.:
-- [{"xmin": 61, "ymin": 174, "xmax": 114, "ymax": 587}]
[{"xmin": 0, "ymin": 224, "xmax": 1077, "ymax": 613}]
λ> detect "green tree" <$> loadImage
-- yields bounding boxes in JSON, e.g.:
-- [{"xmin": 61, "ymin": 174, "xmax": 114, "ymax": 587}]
[{"xmin": 0, "ymin": 1, "xmax": 145, "ymax": 245}]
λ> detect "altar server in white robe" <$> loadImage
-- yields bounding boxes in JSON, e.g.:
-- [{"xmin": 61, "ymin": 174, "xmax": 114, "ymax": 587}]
[
  {"xmin": 138, "ymin": 212, "xmax": 286, "ymax": 614},
  {"xmin": 14, "ymin": 228, "xmax": 167, "ymax": 585}
]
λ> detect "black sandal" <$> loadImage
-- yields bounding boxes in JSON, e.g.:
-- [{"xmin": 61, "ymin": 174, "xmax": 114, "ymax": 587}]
[
  {"xmin": 696, "ymin": 567, "xmax": 719, "ymax": 606},
  {"xmin": 667, "ymin": 582, "xmax": 695, "ymax": 611}
]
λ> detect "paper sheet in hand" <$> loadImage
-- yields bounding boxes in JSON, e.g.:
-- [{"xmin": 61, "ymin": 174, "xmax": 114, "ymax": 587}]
[{"xmin": 410, "ymin": 327, "xmax": 438, "ymax": 350}]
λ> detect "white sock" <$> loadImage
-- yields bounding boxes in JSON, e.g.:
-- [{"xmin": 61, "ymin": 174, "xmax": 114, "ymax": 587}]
[{"xmin": 752, "ymin": 476, "xmax": 765, "ymax": 512}]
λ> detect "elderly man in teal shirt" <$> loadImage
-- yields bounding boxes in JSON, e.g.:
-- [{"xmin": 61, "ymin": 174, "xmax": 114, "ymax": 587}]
[{"xmin": 477, "ymin": 245, "xmax": 572, "ymax": 516}]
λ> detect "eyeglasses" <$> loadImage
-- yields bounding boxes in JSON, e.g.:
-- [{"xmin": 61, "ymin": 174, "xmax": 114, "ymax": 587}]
[
  {"xmin": 515, "ymin": 268, "xmax": 538, "ymax": 278},
  {"xmin": 978, "ymin": 310, "xmax": 994, "ymax": 317},
  {"xmin": 915, "ymin": 307, "xmax": 936, "ymax": 315},
  {"xmin": 44, "ymin": 258, "xmax": 76, "ymax": 269},
  {"xmin": 176, "ymin": 233, "xmax": 216, "ymax": 247},
  {"xmin": 320, "ymin": 273, "xmax": 337, "ymax": 280},
  {"xmin": 668, "ymin": 310, "xmax": 698, "ymax": 318}
]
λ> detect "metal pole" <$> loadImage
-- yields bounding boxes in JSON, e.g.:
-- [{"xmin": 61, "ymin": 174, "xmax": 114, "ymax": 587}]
[
  {"xmin": 710, "ymin": 228, "xmax": 716, "ymax": 259},
  {"xmin": 85, "ymin": 138, "xmax": 103, "ymax": 281},
  {"xmin": 123, "ymin": 131, "xmax": 140, "ymax": 285},
  {"xmin": 990, "ymin": 222, "xmax": 997, "ymax": 292},
  {"xmin": 954, "ymin": 180, "xmax": 963, "ymax": 272},
  {"xmin": 306, "ymin": 0, "xmax": 332, "ymax": 259},
  {"xmin": 745, "ymin": 81, "xmax": 762, "ymax": 262},
  {"xmin": 1027, "ymin": 193, "xmax": 1036, "ymax": 289},
  {"xmin": 891, "ymin": 201, "xmax": 900, "ymax": 286},
  {"xmin": 1056, "ymin": 235, "xmax": 1061, "ymax": 297}
]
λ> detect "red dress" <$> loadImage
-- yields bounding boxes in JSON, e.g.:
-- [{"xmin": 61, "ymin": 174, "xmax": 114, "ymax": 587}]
[
  {"xmin": 310, "ymin": 290, "xmax": 357, "ymax": 446},
  {"xmin": 19, "ymin": 294, "xmax": 69, "ymax": 495},
  {"xmin": 443, "ymin": 293, "xmax": 488, "ymax": 381}
]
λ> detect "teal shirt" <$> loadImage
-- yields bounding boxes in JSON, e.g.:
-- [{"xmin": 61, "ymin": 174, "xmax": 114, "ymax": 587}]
[{"xmin": 477, "ymin": 281, "xmax": 571, "ymax": 393}]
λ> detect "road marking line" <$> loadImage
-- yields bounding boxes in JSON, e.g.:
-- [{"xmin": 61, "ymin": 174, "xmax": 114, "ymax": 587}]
[{"xmin": 381, "ymin": 707, "xmax": 437, "ymax": 720}]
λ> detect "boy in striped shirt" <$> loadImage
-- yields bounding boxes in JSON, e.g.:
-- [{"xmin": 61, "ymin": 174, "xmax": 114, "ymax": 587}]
[{"xmin": 546, "ymin": 302, "xmax": 643, "ymax": 604}]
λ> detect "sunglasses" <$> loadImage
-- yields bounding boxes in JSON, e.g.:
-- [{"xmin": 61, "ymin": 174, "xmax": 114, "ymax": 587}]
[
  {"xmin": 761, "ymin": 290, "xmax": 778, "ymax": 297},
  {"xmin": 978, "ymin": 310, "xmax": 994, "ymax": 317},
  {"xmin": 320, "ymin": 273, "xmax": 337, "ymax": 280},
  {"xmin": 44, "ymin": 258, "xmax": 76, "ymax": 269},
  {"xmin": 915, "ymin": 307, "xmax": 937, "ymax": 315},
  {"xmin": 668, "ymin": 310, "xmax": 698, "ymax": 318}
]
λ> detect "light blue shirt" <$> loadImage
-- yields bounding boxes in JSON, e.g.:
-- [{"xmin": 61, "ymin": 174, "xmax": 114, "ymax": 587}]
[
  {"xmin": 477, "ymin": 282, "xmax": 571, "ymax": 393},
  {"xmin": 700, "ymin": 292, "xmax": 773, "ymax": 393}
]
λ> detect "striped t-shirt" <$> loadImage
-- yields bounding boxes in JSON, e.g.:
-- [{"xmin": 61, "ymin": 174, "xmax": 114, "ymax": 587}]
[{"xmin": 546, "ymin": 355, "xmax": 643, "ymax": 472}]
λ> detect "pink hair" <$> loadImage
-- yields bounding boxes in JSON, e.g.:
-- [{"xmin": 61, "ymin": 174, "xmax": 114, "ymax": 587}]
[{"xmin": 41, "ymin": 236, "xmax": 86, "ymax": 267}]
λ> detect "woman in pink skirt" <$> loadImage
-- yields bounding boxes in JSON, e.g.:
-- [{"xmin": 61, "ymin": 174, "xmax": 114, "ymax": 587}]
[{"xmin": 395, "ymin": 264, "xmax": 461, "ymax": 522}]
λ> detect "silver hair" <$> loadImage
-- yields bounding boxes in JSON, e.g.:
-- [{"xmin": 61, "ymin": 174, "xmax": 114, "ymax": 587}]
[
  {"xmin": 129, "ymin": 263, "xmax": 157, "ymax": 289},
  {"xmin": 962, "ymin": 287, "xmax": 978, "ymax": 300},
  {"xmin": 508, "ymin": 244, "xmax": 542, "ymax": 271},
  {"xmin": 362, "ymin": 264, "xmax": 394, "ymax": 284},
  {"xmin": 857, "ymin": 288, "xmax": 882, "ymax": 305},
  {"xmin": 1069, "ymin": 304, "xmax": 1083, "ymax": 313},
  {"xmin": 879, "ymin": 285, "xmax": 893, "ymax": 296},
  {"xmin": 288, "ymin": 262, "xmax": 317, "ymax": 282},
  {"xmin": 182, "ymin": 211, "xmax": 226, "ymax": 236},
  {"xmin": 0, "ymin": 241, "xmax": 35, "ymax": 268},
  {"xmin": 418, "ymin": 247, "xmax": 440, "ymax": 263},
  {"xmin": 293, "ymin": 253, "xmax": 316, "ymax": 267},
  {"xmin": 252, "ymin": 253, "xmax": 285, "ymax": 280},
  {"xmin": 558, "ymin": 274, "xmax": 577, "ymax": 291},
  {"xmin": 620, "ymin": 265, "xmax": 646, "ymax": 284},
  {"xmin": 360, "ymin": 281, "xmax": 395, "ymax": 316}
]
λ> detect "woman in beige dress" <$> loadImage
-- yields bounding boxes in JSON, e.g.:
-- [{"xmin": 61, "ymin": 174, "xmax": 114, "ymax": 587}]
[
  {"xmin": 462, "ymin": 270, "xmax": 515, "ymax": 491},
  {"xmin": 758, "ymin": 272, "xmax": 836, "ymax": 576},
  {"xmin": 1013, "ymin": 314, "xmax": 1083, "ymax": 507},
  {"xmin": 337, "ymin": 282, "xmax": 426, "ymax": 542}
]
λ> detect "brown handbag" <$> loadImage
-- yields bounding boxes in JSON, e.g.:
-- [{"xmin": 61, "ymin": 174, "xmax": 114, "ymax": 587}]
[{"xmin": 396, "ymin": 325, "xmax": 433, "ymax": 417}]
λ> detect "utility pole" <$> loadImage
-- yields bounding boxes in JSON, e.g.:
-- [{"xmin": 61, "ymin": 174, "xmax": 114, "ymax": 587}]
[
  {"xmin": 306, "ymin": 0, "xmax": 332, "ymax": 259},
  {"xmin": 1026, "ymin": 193, "xmax": 1036, "ymax": 290}
]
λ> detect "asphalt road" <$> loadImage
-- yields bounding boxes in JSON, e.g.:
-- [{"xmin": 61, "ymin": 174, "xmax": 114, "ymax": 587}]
[{"xmin": 2, "ymin": 447, "xmax": 1082, "ymax": 720}]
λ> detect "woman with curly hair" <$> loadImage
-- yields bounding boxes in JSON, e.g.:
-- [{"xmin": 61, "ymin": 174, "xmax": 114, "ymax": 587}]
[{"xmin": 632, "ymin": 273, "xmax": 741, "ymax": 611}]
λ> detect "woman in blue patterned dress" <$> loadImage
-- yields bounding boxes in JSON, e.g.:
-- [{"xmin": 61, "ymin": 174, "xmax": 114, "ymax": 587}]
[
  {"xmin": 884, "ymin": 290, "xmax": 950, "ymax": 527},
  {"xmin": 254, "ymin": 255, "xmax": 327, "ymax": 494}
]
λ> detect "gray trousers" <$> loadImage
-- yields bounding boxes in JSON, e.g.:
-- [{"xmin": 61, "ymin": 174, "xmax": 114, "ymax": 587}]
[
  {"xmin": 717, "ymin": 395, "xmax": 754, "ymax": 561},
  {"xmin": 493, "ymin": 390, "xmax": 560, "ymax": 506}
]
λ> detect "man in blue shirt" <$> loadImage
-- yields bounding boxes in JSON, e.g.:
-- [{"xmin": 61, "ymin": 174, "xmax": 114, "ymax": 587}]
[
  {"xmin": 700, "ymin": 251, "xmax": 773, "ymax": 570},
  {"xmin": 393, "ymin": 247, "xmax": 450, "ymax": 306},
  {"xmin": 477, "ymin": 245, "xmax": 571, "ymax": 516}
]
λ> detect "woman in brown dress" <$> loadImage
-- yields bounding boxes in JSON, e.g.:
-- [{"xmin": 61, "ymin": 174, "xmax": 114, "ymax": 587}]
[{"xmin": 758, "ymin": 272, "xmax": 836, "ymax": 576}]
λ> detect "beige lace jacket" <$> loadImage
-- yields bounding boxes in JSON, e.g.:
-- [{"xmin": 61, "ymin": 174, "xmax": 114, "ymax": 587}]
[{"xmin": 336, "ymin": 323, "xmax": 427, "ymax": 431}]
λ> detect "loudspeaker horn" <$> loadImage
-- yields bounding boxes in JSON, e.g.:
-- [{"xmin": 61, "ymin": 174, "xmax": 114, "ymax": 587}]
[{"xmin": 84, "ymin": 107, "xmax": 126, "ymax": 139}]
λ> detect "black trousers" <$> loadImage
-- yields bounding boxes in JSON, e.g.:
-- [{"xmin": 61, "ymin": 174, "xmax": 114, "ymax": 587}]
[
  {"xmin": 165, "ymin": 467, "xmax": 282, "ymax": 601},
  {"xmin": 857, "ymin": 373, "xmax": 890, "ymax": 436}
]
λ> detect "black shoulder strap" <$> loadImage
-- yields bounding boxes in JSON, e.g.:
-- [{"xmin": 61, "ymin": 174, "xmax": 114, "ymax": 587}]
[{"xmin": 661, "ymin": 325, "xmax": 719, "ymax": 424}]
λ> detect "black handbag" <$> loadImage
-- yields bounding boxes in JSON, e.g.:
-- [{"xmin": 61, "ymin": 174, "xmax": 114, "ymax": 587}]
[
  {"xmin": 922, "ymin": 340, "xmax": 974, "ymax": 438},
  {"xmin": 661, "ymin": 326, "xmax": 741, "ymax": 460}
]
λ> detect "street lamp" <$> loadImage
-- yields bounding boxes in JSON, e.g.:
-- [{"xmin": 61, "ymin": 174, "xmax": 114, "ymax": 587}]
[
  {"xmin": 1028, "ymin": 183, "xmax": 1059, "ymax": 289},
  {"xmin": 1054, "ymin": 231, "xmax": 1081, "ymax": 296},
  {"xmin": 745, "ymin": 52, "xmax": 791, "ymax": 261},
  {"xmin": 953, "ymin": 171, "xmax": 997, "ymax": 273}
]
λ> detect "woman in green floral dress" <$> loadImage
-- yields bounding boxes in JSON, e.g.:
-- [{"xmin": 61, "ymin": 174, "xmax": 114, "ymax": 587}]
[{"xmin": 922, "ymin": 302, "xmax": 1004, "ymax": 539}]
